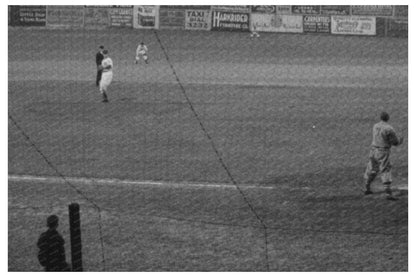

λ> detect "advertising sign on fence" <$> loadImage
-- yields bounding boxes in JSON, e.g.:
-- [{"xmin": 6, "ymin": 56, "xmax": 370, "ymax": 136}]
[
  {"xmin": 133, "ymin": 5, "xmax": 159, "ymax": 29},
  {"xmin": 11, "ymin": 5, "xmax": 46, "ymax": 26},
  {"xmin": 211, "ymin": 11, "xmax": 249, "ymax": 31},
  {"xmin": 160, "ymin": 5, "xmax": 210, "ymax": 10},
  {"xmin": 109, "ymin": 6, "xmax": 133, "ymax": 27},
  {"xmin": 387, "ymin": 18, "xmax": 408, "ymax": 37},
  {"xmin": 251, "ymin": 14, "xmax": 303, "ymax": 33},
  {"xmin": 185, "ymin": 9, "xmax": 211, "ymax": 31},
  {"xmin": 46, "ymin": 6, "xmax": 84, "ymax": 28},
  {"xmin": 303, "ymin": 15, "xmax": 331, "ymax": 33},
  {"xmin": 291, "ymin": 5, "xmax": 320, "ymax": 15},
  {"xmin": 84, "ymin": 7, "xmax": 110, "ymax": 29},
  {"xmin": 251, "ymin": 6, "xmax": 276, "ymax": 14},
  {"xmin": 331, "ymin": 16, "xmax": 376, "ymax": 35},
  {"xmin": 212, "ymin": 6, "xmax": 251, "ymax": 13},
  {"xmin": 351, "ymin": 5, "xmax": 393, "ymax": 16},
  {"xmin": 394, "ymin": 5, "xmax": 408, "ymax": 17},
  {"xmin": 321, "ymin": 5, "xmax": 350, "ymax": 15},
  {"xmin": 159, "ymin": 8, "xmax": 185, "ymax": 29},
  {"xmin": 275, "ymin": 6, "xmax": 291, "ymax": 14}
]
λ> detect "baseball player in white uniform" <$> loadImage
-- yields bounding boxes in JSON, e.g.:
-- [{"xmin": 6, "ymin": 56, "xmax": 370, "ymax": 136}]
[
  {"xmin": 135, "ymin": 42, "xmax": 149, "ymax": 64},
  {"xmin": 363, "ymin": 112, "xmax": 404, "ymax": 200},
  {"xmin": 99, "ymin": 49, "xmax": 113, "ymax": 103},
  {"xmin": 250, "ymin": 25, "xmax": 260, "ymax": 38}
]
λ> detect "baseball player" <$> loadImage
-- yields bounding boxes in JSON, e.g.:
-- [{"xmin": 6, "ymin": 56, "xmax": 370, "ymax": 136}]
[
  {"xmin": 95, "ymin": 45, "xmax": 105, "ymax": 86},
  {"xmin": 250, "ymin": 25, "xmax": 260, "ymax": 38},
  {"xmin": 135, "ymin": 42, "xmax": 149, "ymax": 64},
  {"xmin": 363, "ymin": 112, "xmax": 404, "ymax": 200},
  {"xmin": 98, "ymin": 49, "xmax": 113, "ymax": 103}
]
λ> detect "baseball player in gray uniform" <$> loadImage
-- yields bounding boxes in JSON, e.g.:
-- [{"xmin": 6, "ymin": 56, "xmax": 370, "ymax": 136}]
[{"xmin": 363, "ymin": 112, "xmax": 404, "ymax": 200}]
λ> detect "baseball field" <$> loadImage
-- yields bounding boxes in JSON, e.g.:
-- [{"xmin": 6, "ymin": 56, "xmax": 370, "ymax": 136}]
[{"xmin": 8, "ymin": 27, "xmax": 408, "ymax": 271}]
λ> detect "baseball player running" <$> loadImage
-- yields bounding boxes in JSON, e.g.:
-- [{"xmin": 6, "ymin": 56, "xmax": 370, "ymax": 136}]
[
  {"xmin": 363, "ymin": 112, "xmax": 404, "ymax": 200},
  {"xmin": 135, "ymin": 42, "xmax": 149, "ymax": 64},
  {"xmin": 98, "ymin": 49, "xmax": 113, "ymax": 103}
]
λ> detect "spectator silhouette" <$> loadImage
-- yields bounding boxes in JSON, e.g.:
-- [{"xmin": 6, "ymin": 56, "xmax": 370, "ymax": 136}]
[{"xmin": 37, "ymin": 215, "xmax": 70, "ymax": 271}]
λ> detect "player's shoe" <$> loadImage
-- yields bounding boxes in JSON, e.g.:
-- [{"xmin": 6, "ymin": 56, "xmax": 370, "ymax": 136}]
[
  {"xmin": 102, "ymin": 92, "xmax": 109, "ymax": 103},
  {"xmin": 364, "ymin": 190, "xmax": 373, "ymax": 195},
  {"xmin": 385, "ymin": 188, "xmax": 397, "ymax": 200},
  {"xmin": 386, "ymin": 195, "xmax": 398, "ymax": 201}
]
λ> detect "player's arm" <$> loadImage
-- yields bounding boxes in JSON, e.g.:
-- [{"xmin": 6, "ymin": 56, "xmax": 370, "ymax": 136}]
[
  {"xmin": 387, "ymin": 129, "xmax": 403, "ymax": 146},
  {"xmin": 100, "ymin": 60, "xmax": 112, "ymax": 70},
  {"xmin": 135, "ymin": 45, "xmax": 141, "ymax": 57},
  {"xmin": 102, "ymin": 63, "xmax": 112, "ymax": 70}
]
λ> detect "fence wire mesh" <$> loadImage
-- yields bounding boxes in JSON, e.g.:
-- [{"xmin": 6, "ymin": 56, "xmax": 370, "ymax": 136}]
[{"xmin": 8, "ymin": 7, "xmax": 407, "ymax": 271}]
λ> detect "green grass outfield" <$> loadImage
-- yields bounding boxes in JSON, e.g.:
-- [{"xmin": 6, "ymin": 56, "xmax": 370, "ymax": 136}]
[{"xmin": 8, "ymin": 28, "xmax": 408, "ymax": 271}]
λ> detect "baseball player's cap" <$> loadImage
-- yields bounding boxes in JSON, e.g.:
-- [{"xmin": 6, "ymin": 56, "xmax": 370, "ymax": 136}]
[
  {"xmin": 99, "ymin": 45, "xmax": 104, "ymax": 49},
  {"xmin": 103, "ymin": 49, "xmax": 109, "ymax": 54}
]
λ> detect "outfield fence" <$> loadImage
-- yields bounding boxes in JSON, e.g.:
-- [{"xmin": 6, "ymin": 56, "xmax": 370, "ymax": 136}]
[{"xmin": 8, "ymin": 5, "xmax": 408, "ymax": 37}]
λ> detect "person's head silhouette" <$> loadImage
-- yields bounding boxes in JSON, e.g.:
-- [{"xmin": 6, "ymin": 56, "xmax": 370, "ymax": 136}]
[{"xmin": 46, "ymin": 215, "xmax": 59, "ymax": 229}]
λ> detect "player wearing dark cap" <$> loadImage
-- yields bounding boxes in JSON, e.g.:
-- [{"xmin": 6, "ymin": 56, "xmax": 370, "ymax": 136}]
[
  {"xmin": 96, "ymin": 45, "xmax": 105, "ymax": 86},
  {"xmin": 363, "ymin": 112, "xmax": 404, "ymax": 200}
]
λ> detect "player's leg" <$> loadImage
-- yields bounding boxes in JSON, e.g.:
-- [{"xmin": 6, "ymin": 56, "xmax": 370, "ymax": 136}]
[
  {"xmin": 143, "ymin": 54, "xmax": 148, "ymax": 64},
  {"xmin": 379, "ymin": 151, "xmax": 395, "ymax": 200},
  {"xmin": 96, "ymin": 69, "xmax": 102, "ymax": 86},
  {"xmin": 99, "ymin": 86, "xmax": 108, "ymax": 102},
  {"xmin": 363, "ymin": 149, "xmax": 378, "ymax": 194},
  {"xmin": 99, "ymin": 73, "xmax": 109, "ymax": 102}
]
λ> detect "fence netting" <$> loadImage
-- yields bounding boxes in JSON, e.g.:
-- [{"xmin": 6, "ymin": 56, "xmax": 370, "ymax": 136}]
[{"xmin": 8, "ymin": 5, "xmax": 408, "ymax": 272}]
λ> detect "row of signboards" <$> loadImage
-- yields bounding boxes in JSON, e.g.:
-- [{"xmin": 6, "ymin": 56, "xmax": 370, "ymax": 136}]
[{"xmin": 9, "ymin": 6, "xmax": 407, "ymax": 36}]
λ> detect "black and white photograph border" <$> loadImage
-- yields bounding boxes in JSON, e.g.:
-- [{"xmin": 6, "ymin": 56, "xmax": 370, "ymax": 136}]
[{"xmin": 4, "ymin": 0, "xmax": 413, "ymax": 274}]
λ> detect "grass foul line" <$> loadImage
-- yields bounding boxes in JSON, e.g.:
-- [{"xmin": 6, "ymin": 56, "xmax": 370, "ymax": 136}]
[{"xmin": 8, "ymin": 174, "xmax": 275, "ymax": 190}]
